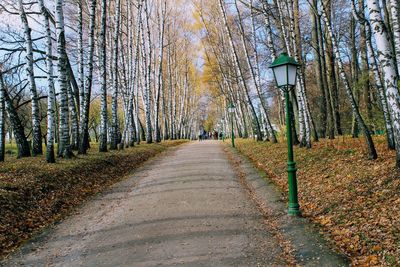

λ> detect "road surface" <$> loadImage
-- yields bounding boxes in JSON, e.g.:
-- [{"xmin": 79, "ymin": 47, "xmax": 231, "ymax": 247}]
[{"xmin": 4, "ymin": 141, "xmax": 290, "ymax": 266}]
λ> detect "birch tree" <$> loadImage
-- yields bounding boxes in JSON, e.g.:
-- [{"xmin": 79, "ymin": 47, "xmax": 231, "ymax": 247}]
[
  {"xmin": 56, "ymin": 0, "xmax": 72, "ymax": 158},
  {"xmin": 143, "ymin": 0, "xmax": 153, "ymax": 143},
  {"xmin": 351, "ymin": 0, "xmax": 396, "ymax": 149},
  {"xmin": 98, "ymin": 0, "xmax": 108, "ymax": 152},
  {"xmin": 389, "ymin": 0, "xmax": 400, "ymax": 73},
  {"xmin": 38, "ymin": 0, "xmax": 56, "ymax": 163},
  {"xmin": 18, "ymin": 0, "xmax": 42, "ymax": 156},
  {"xmin": 154, "ymin": 0, "xmax": 166, "ymax": 143},
  {"xmin": 78, "ymin": 0, "xmax": 96, "ymax": 154},
  {"xmin": 110, "ymin": 0, "xmax": 121, "ymax": 150},
  {"xmin": 367, "ymin": 0, "xmax": 400, "ymax": 166}
]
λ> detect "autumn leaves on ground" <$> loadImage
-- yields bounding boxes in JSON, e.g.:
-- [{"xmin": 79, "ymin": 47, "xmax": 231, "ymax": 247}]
[
  {"xmin": 1, "ymin": 138, "xmax": 398, "ymax": 266},
  {"xmin": 236, "ymin": 137, "xmax": 399, "ymax": 266},
  {"xmin": 0, "ymin": 140, "xmax": 187, "ymax": 259}
]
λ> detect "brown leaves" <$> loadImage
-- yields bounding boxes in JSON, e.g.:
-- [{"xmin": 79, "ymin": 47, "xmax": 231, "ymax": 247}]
[{"xmin": 236, "ymin": 136, "xmax": 400, "ymax": 266}]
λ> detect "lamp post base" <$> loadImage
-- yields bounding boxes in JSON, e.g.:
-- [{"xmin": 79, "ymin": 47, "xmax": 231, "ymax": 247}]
[
  {"xmin": 288, "ymin": 203, "xmax": 301, "ymax": 216},
  {"xmin": 287, "ymin": 160, "xmax": 300, "ymax": 216}
]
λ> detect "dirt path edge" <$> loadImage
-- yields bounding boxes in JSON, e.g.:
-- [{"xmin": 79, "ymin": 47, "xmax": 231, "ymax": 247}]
[{"xmin": 225, "ymin": 145, "xmax": 350, "ymax": 267}]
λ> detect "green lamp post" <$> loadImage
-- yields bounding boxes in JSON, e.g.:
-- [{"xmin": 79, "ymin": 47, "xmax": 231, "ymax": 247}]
[
  {"xmin": 228, "ymin": 103, "xmax": 236, "ymax": 148},
  {"xmin": 270, "ymin": 53, "xmax": 301, "ymax": 216}
]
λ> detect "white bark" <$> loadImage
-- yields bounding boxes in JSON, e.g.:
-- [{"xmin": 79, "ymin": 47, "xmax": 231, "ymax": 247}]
[
  {"xmin": 365, "ymin": 21, "xmax": 396, "ymax": 149},
  {"xmin": 18, "ymin": 0, "xmax": 42, "ymax": 156},
  {"xmin": 110, "ymin": 0, "xmax": 121, "ymax": 150},
  {"xmin": 389, "ymin": 0, "xmax": 400, "ymax": 73},
  {"xmin": 143, "ymin": 0, "xmax": 153, "ymax": 143},
  {"xmin": 287, "ymin": 0, "xmax": 312, "ymax": 148},
  {"xmin": 367, "ymin": 0, "xmax": 400, "ymax": 165},
  {"xmin": 56, "ymin": 0, "xmax": 72, "ymax": 158},
  {"xmin": 38, "ymin": 0, "xmax": 56, "ymax": 162},
  {"xmin": 154, "ymin": 0, "xmax": 166, "ymax": 142},
  {"xmin": 78, "ymin": 0, "xmax": 96, "ymax": 154},
  {"xmin": 78, "ymin": 0, "xmax": 84, "ymax": 124},
  {"xmin": 99, "ymin": 0, "xmax": 108, "ymax": 152}
]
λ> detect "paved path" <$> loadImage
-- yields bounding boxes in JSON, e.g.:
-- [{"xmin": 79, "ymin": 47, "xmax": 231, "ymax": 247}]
[{"xmin": 3, "ymin": 141, "xmax": 287, "ymax": 267}]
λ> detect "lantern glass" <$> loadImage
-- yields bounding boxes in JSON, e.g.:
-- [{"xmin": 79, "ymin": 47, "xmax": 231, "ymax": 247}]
[
  {"xmin": 270, "ymin": 53, "xmax": 300, "ymax": 89},
  {"xmin": 287, "ymin": 64, "xmax": 298, "ymax": 86},
  {"xmin": 272, "ymin": 65, "xmax": 287, "ymax": 87},
  {"xmin": 272, "ymin": 64, "xmax": 298, "ymax": 87}
]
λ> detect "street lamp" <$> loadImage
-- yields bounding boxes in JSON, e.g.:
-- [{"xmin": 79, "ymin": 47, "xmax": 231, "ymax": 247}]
[
  {"xmin": 228, "ymin": 102, "xmax": 236, "ymax": 148},
  {"xmin": 270, "ymin": 52, "xmax": 301, "ymax": 216}
]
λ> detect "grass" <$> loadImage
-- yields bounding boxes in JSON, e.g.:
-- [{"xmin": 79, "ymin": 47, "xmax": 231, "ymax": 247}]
[
  {"xmin": 0, "ymin": 140, "xmax": 188, "ymax": 259},
  {"xmin": 235, "ymin": 136, "xmax": 399, "ymax": 266}
]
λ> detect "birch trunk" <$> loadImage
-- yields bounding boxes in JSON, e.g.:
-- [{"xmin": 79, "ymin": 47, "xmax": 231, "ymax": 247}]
[
  {"xmin": 78, "ymin": 0, "xmax": 84, "ymax": 121},
  {"xmin": 144, "ymin": 1, "xmax": 153, "ymax": 143},
  {"xmin": 68, "ymin": 83, "xmax": 79, "ymax": 150},
  {"xmin": 167, "ymin": 41, "xmax": 175, "ymax": 140},
  {"xmin": 367, "ymin": 0, "xmax": 400, "ymax": 166},
  {"xmin": 18, "ymin": 0, "xmax": 42, "ymax": 156},
  {"xmin": 390, "ymin": 0, "xmax": 400, "ymax": 73},
  {"xmin": 38, "ymin": 0, "xmax": 56, "ymax": 163},
  {"xmin": 78, "ymin": 0, "xmax": 96, "ymax": 154},
  {"xmin": 154, "ymin": 1, "xmax": 166, "ymax": 142},
  {"xmin": 56, "ymin": 0, "xmax": 72, "ymax": 158},
  {"xmin": 110, "ymin": 0, "xmax": 121, "ymax": 150},
  {"xmin": 365, "ymin": 21, "xmax": 396, "ymax": 149},
  {"xmin": 99, "ymin": 0, "xmax": 108, "ymax": 152},
  {"xmin": 291, "ymin": 0, "xmax": 313, "ymax": 147}
]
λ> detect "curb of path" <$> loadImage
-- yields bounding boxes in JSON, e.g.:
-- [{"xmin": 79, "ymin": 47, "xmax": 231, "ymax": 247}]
[{"xmin": 225, "ymin": 146, "xmax": 350, "ymax": 267}]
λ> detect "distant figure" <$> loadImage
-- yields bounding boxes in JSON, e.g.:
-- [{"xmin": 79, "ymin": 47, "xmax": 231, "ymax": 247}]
[
  {"xmin": 213, "ymin": 131, "xmax": 218, "ymax": 140},
  {"xmin": 198, "ymin": 130, "xmax": 202, "ymax": 141}
]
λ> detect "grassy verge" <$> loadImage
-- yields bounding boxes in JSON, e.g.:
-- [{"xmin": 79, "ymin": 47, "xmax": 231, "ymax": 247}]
[
  {"xmin": 0, "ymin": 140, "xmax": 188, "ymax": 259},
  {"xmin": 235, "ymin": 137, "xmax": 399, "ymax": 266}
]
